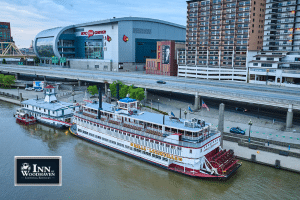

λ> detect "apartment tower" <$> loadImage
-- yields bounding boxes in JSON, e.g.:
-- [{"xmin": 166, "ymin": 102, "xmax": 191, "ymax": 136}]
[{"xmin": 178, "ymin": 0, "xmax": 266, "ymax": 81}]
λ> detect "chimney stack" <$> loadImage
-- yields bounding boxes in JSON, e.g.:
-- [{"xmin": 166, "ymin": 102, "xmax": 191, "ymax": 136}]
[{"xmin": 98, "ymin": 87, "xmax": 102, "ymax": 119}]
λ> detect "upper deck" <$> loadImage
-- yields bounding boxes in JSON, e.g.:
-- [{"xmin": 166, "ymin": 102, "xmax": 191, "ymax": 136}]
[{"xmin": 78, "ymin": 97, "xmax": 220, "ymax": 147}]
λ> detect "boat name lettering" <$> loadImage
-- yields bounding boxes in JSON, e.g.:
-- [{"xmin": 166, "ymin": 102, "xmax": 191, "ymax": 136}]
[{"xmin": 130, "ymin": 143, "xmax": 182, "ymax": 162}]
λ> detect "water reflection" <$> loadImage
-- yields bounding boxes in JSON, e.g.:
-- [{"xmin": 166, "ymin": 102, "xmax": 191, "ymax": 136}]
[{"xmin": 18, "ymin": 123, "xmax": 72, "ymax": 151}]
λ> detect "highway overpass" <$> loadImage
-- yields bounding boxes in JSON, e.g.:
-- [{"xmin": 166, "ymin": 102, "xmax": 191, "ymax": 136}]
[{"xmin": 1, "ymin": 65, "xmax": 300, "ymax": 115}]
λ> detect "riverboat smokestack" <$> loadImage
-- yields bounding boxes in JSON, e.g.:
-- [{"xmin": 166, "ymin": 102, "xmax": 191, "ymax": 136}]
[
  {"xmin": 116, "ymin": 83, "xmax": 119, "ymax": 100},
  {"xmin": 98, "ymin": 87, "xmax": 102, "ymax": 119}
]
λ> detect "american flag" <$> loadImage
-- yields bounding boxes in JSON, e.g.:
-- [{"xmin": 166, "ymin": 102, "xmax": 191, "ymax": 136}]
[{"xmin": 202, "ymin": 100, "xmax": 210, "ymax": 111}]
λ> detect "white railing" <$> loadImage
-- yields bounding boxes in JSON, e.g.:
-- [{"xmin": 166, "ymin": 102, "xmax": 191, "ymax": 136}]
[{"xmin": 75, "ymin": 113, "xmax": 218, "ymax": 148}]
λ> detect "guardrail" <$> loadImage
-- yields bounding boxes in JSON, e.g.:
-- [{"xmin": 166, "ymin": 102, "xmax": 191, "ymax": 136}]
[{"xmin": 223, "ymin": 133, "xmax": 300, "ymax": 159}]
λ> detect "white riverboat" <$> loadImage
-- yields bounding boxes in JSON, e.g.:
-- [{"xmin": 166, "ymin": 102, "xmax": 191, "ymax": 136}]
[
  {"xmin": 16, "ymin": 85, "xmax": 77, "ymax": 129},
  {"xmin": 70, "ymin": 92, "xmax": 241, "ymax": 179}
]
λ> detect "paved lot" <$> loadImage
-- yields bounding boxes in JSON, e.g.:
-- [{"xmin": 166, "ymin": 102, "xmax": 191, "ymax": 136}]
[{"xmin": 145, "ymin": 93, "xmax": 300, "ymax": 145}]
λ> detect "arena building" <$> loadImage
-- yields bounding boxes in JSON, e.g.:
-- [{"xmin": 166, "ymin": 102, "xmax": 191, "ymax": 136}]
[{"xmin": 33, "ymin": 17, "xmax": 185, "ymax": 72}]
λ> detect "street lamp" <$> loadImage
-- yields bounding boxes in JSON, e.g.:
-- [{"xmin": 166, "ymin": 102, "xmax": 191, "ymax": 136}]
[
  {"xmin": 158, "ymin": 98, "xmax": 159, "ymax": 111},
  {"xmin": 248, "ymin": 119, "xmax": 253, "ymax": 143},
  {"xmin": 72, "ymin": 85, "xmax": 75, "ymax": 103},
  {"xmin": 184, "ymin": 110, "xmax": 187, "ymax": 119}
]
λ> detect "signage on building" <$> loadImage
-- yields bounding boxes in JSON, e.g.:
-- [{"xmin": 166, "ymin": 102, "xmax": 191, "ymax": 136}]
[
  {"xmin": 107, "ymin": 35, "xmax": 112, "ymax": 42},
  {"xmin": 123, "ymin": 35, "xmax": 129, "ymax": 42},
  {"xmin": 81, "ymin": 30, "xmax": 107, "ymax": 38}
]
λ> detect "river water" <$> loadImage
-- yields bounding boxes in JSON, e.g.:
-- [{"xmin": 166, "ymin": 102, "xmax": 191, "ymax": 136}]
[{"xmin": 1, "ymin": 101, "xmax": 300, "ymax": 200}]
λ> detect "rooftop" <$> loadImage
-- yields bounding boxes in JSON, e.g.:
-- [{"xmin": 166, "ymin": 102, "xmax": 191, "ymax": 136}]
[
  {"xmin": 86, "ymin": 101, "xmax": 209, "ymax": 132},
  {"xmin": 22, "ymin": 98, "xmax": 73, "ymax": 111}
]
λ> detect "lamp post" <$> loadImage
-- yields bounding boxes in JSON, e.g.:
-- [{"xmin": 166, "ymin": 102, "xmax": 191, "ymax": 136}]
[
  {"xmin": 248, "ymin": 119, "xmax": 253, "ymax": 143},
  {"xmin": 158, "ymin": 98, "xmax": 159, "ymax": 111},
  {"xmin": 72, "ymin": 85, "xmax": 75, "ymax": 103},
  {"xmin": 184, "ymin": 110, "xmax": 187, "ymax": 119}
]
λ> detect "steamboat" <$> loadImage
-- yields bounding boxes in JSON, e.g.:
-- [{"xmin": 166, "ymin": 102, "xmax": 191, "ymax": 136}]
[
  {"xmin": 15, "ymin": 85, "xmax": 77, "ymax": 129},
  {"xmin": 70, "ymin": 89, "xmax": 241, "ymax": 179}
]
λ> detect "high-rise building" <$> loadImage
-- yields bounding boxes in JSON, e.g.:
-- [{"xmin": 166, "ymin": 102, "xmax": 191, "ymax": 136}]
[
  {"xmin": 248, "ymin": 0, "xmax": 300, "ymax": 86},
  {"xmin": 0, "ymin": 22, "xmax": 13, "ymax": 42},
  {"xmin": 178, "ymin": 0, "xmax": 266, "ymax": 81}
]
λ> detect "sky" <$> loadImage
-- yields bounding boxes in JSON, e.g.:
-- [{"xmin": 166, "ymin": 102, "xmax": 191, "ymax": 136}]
[{"xmin": 0, "ymin": 0, "xmax": 187, "ymax": 48}]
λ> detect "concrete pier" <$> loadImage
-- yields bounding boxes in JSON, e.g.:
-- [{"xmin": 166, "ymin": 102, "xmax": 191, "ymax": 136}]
[
  {"xmin": 286, "ymin": 104, "xmax": 293, "ymax": 128},
  {"xmin": 78, "ymin": 80, "xmax": 81, "ymax": 87},
  {"xmin": 218, "ymin": 103, "xmax": 225, "ymax": 148},
  {"xmin": 105, "ymin": 83, "xmax": 108, "ymax": 95}
]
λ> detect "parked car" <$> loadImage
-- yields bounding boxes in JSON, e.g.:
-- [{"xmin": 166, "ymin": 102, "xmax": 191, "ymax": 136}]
[
  {"xmin": 25, "ymin": 87, "xmax": 34, "ymax": 91},
  {"xmin": 157, "ymin": 80, "xmax": 166, "ymax": 84},
  {"xmin": 35, "ymin": 89, "xmax": 43, "ymax": 92},
  {"xmin": 230, "ymin": 127, "xmax": 245, "ymax": 135},
  {"xmin": 235, "ymin": 107, "xmax": 248, "ymax": 112}
]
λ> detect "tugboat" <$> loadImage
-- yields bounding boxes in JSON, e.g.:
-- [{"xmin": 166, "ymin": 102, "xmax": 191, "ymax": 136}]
[
  {"xmin": 70, "ymin": 88, "xmax": 241, "ymax": 180},
  {"xmin": 16, "ymin": 85, "xmax": 78, "ymax": 129},
  {"xmin": 14, "ymin": 109, "xmax": 36, "ymax": 125}
]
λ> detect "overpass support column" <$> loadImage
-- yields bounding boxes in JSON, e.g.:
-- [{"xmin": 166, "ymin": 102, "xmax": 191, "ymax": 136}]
[
  {"xmin": 144, "ymin": 88, "xmax": 147, "ymax": 101},
  {"xmin": 105, "ymin": 83, "xmax": 108, "ymax": 95},
  {"xmin": 194, "ymin": 92, "xmax": 200, "ymax": 110},
  {"xmin": 15, "ymin": 73, "xmax": 19, "ymax": 80},
  {"xmin": 286, "ymin": 104, "xmax": 293, "ymax": 128},
  {"xmin": 218, "ymin": 103, "xmax": 225, "ymax": 148},
  {"xmin": 78, "ymin": 80, "xmax": 81, "ymax": 87}
]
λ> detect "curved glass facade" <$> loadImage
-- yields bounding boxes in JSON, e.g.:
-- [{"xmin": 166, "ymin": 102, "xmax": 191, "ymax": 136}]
[{"xmin": 36, "ymin": 37, "xmax": 55, "ymax": 58}]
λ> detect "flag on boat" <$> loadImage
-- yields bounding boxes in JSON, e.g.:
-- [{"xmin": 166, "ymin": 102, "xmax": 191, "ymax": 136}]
[
  {"xmin": 171, "ymin": 111, "xmax": 175, "ymax": 117},
  {"xmin": 202, "ymin": 100, "xmax": 210, "ymax": 111},
  {"xmin": 188, "ymin": 105, "xmax": 193, "ymax": 112}
]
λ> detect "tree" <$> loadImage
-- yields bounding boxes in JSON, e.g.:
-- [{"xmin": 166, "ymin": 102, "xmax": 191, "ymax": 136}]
[
  {"xmin": 135, "ymin": 88, "xmax": 145, "ymax": 101},
  {"xmin": 0, "ymin": 74, "xmax": 4, "ymax": 88},
  {"xmin": 109, "ymin": 80, "xmax": 124, "ymax": 97},
  {"xmin": 119, "ymin": 85, "xmax": 129, "ymax": 99},
  {"xmin": 3, "ymin": 75, "xmax": 15, "ymax": 88},
  {"xmin": 109, "ymin": 81, "xmax": 145, "ymax": 101},
  {"xmin": 87, "ymin": 85, "xmax": 98, "ymax": 96},
  {"xmin": 2, "ymin": 59, "xmax": 7, "ymax": 64}
]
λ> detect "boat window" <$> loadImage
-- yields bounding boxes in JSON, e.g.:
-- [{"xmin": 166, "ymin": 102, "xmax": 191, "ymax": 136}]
[
  {"xmin": 131, "ymin": 134, "xmax": 134, "ymax": 137},
  {"xmin": 100, "ymin": 125, "xmax": 103, "ymax": 128},
  {"xmin": 155, "ymin": 141, "xmax": 159, "ymax": 144},
  {"xmin": 190, "ymin": 149, "xmax": 192, "ymax": 154},
  {"xmin": 171, "ymin": 146, "xmax": 175, "ymax": 149},
  {"xmin": 44, "ymin": 109, "xmax": 46, "ymax": 112},
  {"xmin": 145, "ymin": 139, "xmax": 149, "ymax": 142},
  {"xmin": 150, "ymin": 140, "xmax": 154, "ymax": 143},
  {"xmin": 97, "ymin": 125, "xmax": 99, "ymax": 127},
  {"xmin": 177, "ymin": 147, "xmax": 182, "ymax": 150},
  {"xmin": 136, "ymin": 136, "xmax": 139, "ymax": 139},
  {"xmin": 166, "ymin": 144, "xmax": 170, "ymax": 147},
  {"xmin": 104, "ymin": 127, "xmax": 106, "ymax": 130}
]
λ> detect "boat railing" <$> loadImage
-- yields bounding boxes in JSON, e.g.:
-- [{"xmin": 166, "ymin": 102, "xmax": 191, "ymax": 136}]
[{"xmin": 75, "ymin": 113, "xmax": 219, "ymax": 148}]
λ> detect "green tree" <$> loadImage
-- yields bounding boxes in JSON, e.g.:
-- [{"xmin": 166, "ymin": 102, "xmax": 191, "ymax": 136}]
[
  {"xmin": 0, "ymin": 74, "xmax": 4, "ymax": 88},
  {"xmin": 87, "ymin": 85, "xmax": 98, "ymax": 96},
  {"xmin": 119, "ymin": 85, "xmax": 129, "ymax": 99},
  {"xmin": 3, "ymin": 75, "xmax": 15, "ymax": 88},
  {"xmin": 135, "ymin": 88, "xmax": 145, "ymax": 101},
  {"xmin": 109, "ymin": 80, "xmax": 123, "ymax": 97},
  {"xmin": 2, "ymin": 59, "xmax": 7, "ymax": 64},
  {"xmin": 109, "ymin": 81, "xmax": 145, "ymax": 101}
]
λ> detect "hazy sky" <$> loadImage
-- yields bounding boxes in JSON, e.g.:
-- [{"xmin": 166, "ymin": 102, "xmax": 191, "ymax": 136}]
[{"xmin": 1, "ymin": 0, "xmax": 187, "ymax": 48}]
